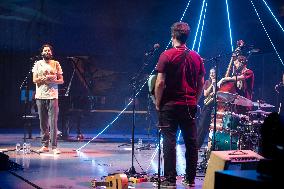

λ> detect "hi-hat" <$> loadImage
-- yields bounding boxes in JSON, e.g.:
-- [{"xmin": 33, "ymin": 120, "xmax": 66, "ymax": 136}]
[
  {"xmin": 248, "ymin": 109, "xmax": 271, "ymax": 115},
  {"xmin": 252, "ymin": 101, "xmax": 275, "ymax": 108}
]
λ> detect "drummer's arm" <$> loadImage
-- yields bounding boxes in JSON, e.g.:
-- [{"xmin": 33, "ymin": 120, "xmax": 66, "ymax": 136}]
[
  {"xmin": 224, "ymin": 75, "xmax": 246, "ymax": 82},
  {"xmin": 217, "ymin": 75, "xmax": 245, "ymax": 88}
]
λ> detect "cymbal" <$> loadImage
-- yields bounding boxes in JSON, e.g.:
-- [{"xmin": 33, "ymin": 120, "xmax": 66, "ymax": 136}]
[
  {"xmin": 248, "ymin": 109, "xmax": 271, "ymax": 115},
  {"xmin": 252, "ymin": 102, "xmax": 275, "ymax": 108},
  {"xmin": 217, "ymin": 91, "xmax": 237, "ymax": 103},
  {"xmin": 232, "ymin": 95, "xmax": 253, "ymax": 107}
]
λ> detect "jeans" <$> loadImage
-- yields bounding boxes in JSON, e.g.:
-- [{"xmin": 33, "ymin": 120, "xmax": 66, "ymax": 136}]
[
  {"xmin": 158, "ymin": 105, "xmax": 198, "ymax": 182},
  {"xmin": 36, "ymin": 99, "xmax": 59, "ymax": 148}
]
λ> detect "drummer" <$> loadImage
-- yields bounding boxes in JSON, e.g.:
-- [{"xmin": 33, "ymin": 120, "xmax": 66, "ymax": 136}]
[{"xmin": 217, "ymin": 55, "xmax": 254, "ymax": 114}]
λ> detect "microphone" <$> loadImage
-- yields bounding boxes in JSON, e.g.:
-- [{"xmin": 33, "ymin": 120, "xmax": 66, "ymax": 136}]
[{"xmin": 145, "ymin": 43, "xmax": 160, "ymax": 56}]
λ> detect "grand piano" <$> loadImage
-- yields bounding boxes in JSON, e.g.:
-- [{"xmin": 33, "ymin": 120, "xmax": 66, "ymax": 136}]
[{"xmin": 59, "ymin": 56, "xmax": 147, "ymax": 140}]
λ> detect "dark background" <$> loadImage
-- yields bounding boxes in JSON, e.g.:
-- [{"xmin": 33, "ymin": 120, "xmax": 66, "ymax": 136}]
[{"xmin": 0, "ymin": 0, "xmax": 284, "ymax": 135}]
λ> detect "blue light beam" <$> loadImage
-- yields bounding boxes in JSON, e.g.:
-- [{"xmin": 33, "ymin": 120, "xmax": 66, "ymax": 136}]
[
  {"xmin": 76, "ymin": 100, "xmax": 134, "ymax": 151},
  {"xmin": 197, "ymin": 1, "xmax": 208, "ymax": 53},
  {"xmin": 225, "ymin": 0, "xmax": 234, "ymax": 52},
  {"xmin": 250, "ymin": 0, "xmax": 284, "ymax": 66},
  {"xmin": 165, "ymin": 0, "xmax": 193, "ymax": 50},
  {"xmin": 192, "ymin": 0, "xmax": 206, "ymax": 51},
  {"xmin": 262, "ymin": 0, "xmax": 284, "ymax": 33},
  {"xmin": 180, "ymin": 0, "xmax": 192, "ymax": 22}
]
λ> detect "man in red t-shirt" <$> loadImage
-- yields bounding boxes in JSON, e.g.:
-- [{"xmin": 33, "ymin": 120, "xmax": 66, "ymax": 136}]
[
  {"xmin": 155, "ymin": 22, "xmax": 205, "ymax": 187},
  {"xmin": 217, "ymin": 55, "xmax": 254, "ymax": 114}
]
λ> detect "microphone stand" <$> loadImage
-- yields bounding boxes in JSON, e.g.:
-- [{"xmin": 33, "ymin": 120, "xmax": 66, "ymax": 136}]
[
  {"xmin": 125, "ymin": 48, "xmax": 159, "ymax": 176},
  {"xmin": 207, "ymin": 55, "xmax": 221, "ymax": 151},
  {"xmin": 204, "ymin": 53, "xmax": 230, "ymax": 151}
]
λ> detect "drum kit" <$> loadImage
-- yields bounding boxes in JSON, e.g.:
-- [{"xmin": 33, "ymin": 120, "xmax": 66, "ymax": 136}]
[{"xmin": 209, "ymin": 91, "xmax": 274, "ymax": 152}]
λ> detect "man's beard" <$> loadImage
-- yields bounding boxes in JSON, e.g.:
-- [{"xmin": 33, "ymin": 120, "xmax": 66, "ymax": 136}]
[
  {"xmin": 232, "ymin": 65, "xmax": 244, "ymax": 76},
  {"xmin": 42, "ymin": 54, "xmax": 52, "ymax": 60},
  {"xmin": 236, "ymin": 64, "xmax": 244, "ymax": 73}
]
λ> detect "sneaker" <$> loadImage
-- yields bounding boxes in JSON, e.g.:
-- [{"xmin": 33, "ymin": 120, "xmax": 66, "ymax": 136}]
[
  {"xmin": 37, "ymin": 146, "xmax": 49, "ymax": 153},
  {"xmin": 52, "ymin": 148, "xmax": 61, "ymax": 154},
  {"xmin": 153, "ymin": 180, "xmax": 176, "ymax": 188},
  {"xmin": 181, "ymin": 178, "xmax": 195, "ymax": 187}
]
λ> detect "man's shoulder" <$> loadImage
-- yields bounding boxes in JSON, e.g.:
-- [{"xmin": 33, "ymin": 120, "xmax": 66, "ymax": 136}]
[
  {"xmin": 244, "ymin": 68, "xmax": 254, "ymax": 74},
  {"xmin": 35, "ymin": 59, "xmax": 44, "ymax": 64},
  {"xmin": 162, "ymin": 48, "xmax": 176, "ymax": 56},
  {"xmin": 188, "ymin": 50, "xmax": 201, "ymax": 58},
  {"xmin": 52, "ymin": 60, "xmax": 60, "ymax": 64}
]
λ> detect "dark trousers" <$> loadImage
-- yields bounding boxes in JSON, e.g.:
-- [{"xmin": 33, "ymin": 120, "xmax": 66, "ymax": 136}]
[
  {"xmin": 197, "ymin": 102, "xmax": 214, "ymax": 149},
  {"xmin": 158, "ymin": 105, "xmax": 198, "ymax": 182},
  {"xmin": 36, "ymin": 99, "xmax": 59, "ymax": 148}
]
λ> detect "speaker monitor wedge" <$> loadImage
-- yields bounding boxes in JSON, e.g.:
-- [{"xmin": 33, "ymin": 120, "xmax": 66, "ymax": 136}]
[{"xmin": 202, "ymin": 150, "xmax": 264, "ymax": 189}]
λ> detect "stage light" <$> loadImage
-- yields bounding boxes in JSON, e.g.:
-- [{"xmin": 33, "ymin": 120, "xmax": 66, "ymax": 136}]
[
  {"xmin": 197, "ymin": 1, "xmax": 208, "ymax": 53},
  {"xmin": 177, "ymin": 130, "xmax": 182, "ymax": 142},
  {"xmin": 192, "ymin": 0, "xmax": 206, "ymax": 50},
  {"xmin": 262, "ymin": 0, "xmax": 284, "ymax": 33},
  {"xmin": 176, "ymin": 144, "xmax": 186, "ymax": 174},
  {"xmin": 225, "ymin": 0, "xmax": 234, "ymax": 52},
  {"xmin": 250, "ymin": 0, "xmax": 284, "ymax": 66}
]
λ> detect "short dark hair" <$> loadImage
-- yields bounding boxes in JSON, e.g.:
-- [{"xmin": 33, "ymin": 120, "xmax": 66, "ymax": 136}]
[
  {"xmin": 171, "ymin": 22, "xmax": 190, "ymax": 44},
  {"xmin": 40, "ymin": 44, "xmax": 53, "ymax": 53}
]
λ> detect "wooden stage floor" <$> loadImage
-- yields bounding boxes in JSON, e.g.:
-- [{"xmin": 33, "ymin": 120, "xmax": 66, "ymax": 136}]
[{"xmin": 0, "ymin": 132, "xmax": 206, "ymax": 189}]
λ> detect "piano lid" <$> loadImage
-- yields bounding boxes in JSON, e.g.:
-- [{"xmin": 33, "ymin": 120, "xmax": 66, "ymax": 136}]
[{"xmin": 65, "ymin": 57, "xmax": 128, "ymax": 96}]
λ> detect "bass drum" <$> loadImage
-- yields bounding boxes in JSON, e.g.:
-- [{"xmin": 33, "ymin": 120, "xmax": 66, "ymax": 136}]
[
  {"xmin": 222, "ymin": 112, "xmax": 240, "ymax": 132},
  {"xmin": 208, "ymin": 130, "xmax": 238, "ymax": 151}
]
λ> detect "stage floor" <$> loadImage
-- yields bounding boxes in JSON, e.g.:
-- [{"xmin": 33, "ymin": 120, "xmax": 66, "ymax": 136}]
[{"xmin": 0, "ymin": 132, "xmax": 206, "ymax": 189}]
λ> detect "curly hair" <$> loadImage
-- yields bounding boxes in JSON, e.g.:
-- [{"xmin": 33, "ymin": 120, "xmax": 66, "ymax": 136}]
[
  {"xmin": 237, "ymin": 55, "xmax": 248, "ymax": 65},
  {"xmin": 171, "ymin": 22, "xmax": 190, "ymax": 44},
  {"xmin": 40, "ymin": 44, "xmax": 54, "ymax": 53}
]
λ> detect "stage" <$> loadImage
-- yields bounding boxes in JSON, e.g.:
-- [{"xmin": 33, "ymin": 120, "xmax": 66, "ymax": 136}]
[{"xmin": 0, "ymin": 130, "xmax": 206, "ymax": 189}]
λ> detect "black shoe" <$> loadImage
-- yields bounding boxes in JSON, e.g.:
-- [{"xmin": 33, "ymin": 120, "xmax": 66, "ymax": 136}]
[
  {"xmin": 181, "ymin": 178, "xmax": 195, "ymax": 187},
  {"xmin": 153, "ymin": 180, "xmax": 176, "ymax": 188}
]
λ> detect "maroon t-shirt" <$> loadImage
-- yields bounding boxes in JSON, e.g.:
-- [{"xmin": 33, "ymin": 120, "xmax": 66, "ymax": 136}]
[
  {"xmin": 236, "ymin": 68, "xmax": 254, "ymax": 100},
  {"xmin": 156, "ymin": 45, "xmax": 205, "ymax": 106}
]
